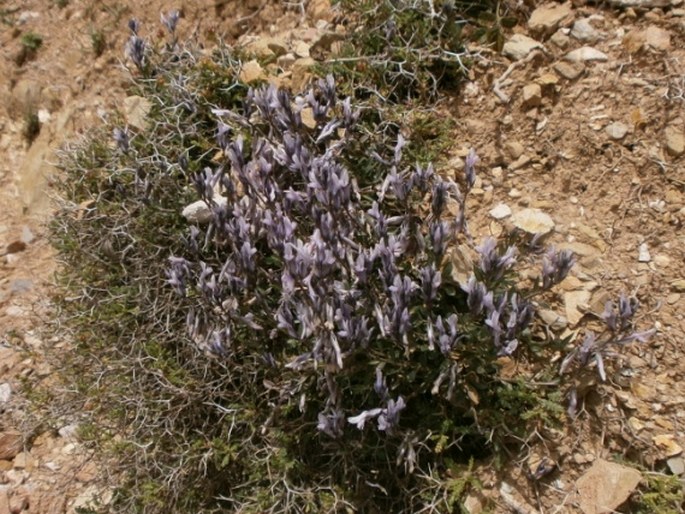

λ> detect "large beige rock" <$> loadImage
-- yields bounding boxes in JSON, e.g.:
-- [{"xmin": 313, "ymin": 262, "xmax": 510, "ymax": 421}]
[
  {"xmin": 575, "ymin": 459, "xmax": 641, "ymax": 514},
  {"xmin": 239, "ymin": 60, "xmax": 266, "ymax": 84},
  {"xmin": 0, "ymin": 431, "xmax": 22, "ymax": 461},
  {"xmin": 511, "ymin": 208, "xmax": 555, "ymax": 235},
  {"xmin": 122, "ymin": 96, "xmax": 152, "ymax": 132},
  {"xmin": 528, "ymin": 2, "xmax": 573, "ymax": 36},
  {"xmin": 502, "ymin": 34, "xmax": 544, "ymax": 61}
]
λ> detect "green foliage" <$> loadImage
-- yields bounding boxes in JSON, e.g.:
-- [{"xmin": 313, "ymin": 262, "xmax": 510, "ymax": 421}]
[
  {"xmin": 632, "ymin": 473, "xmax": 685, "ymax": 514},
  {"xmin": 21, "ymin": 31, "xmax": 43, "ymax": 51},
  {"xmin": 91, "ymin": 29, "xmax": 106, "ymax": 57},
  {"xmin": 23, "ymin": 110, "xmax": 40, "ymax": 144}
]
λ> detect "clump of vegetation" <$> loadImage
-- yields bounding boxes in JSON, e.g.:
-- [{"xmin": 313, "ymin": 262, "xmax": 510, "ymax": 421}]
[
  {"xmin": 326, "ymin": 0, "xmax": 519, "ymax": 102},
  {"xmin": 91, "ymin": 29, "xmax": 106, "ymax": 57},
  {"xmin": 630, "ymin": 472, "xmax": 685, "ymax": 514},
  {"xmin": 50, "ymin": 9, "xmax": 655, "ymax": 514},
  {"xmin": 23, "ymin": 109, "xmax": 40, "ymax": 144},
  {"xmin": 16, "ymin": 31, "xmax": 43, "ymax": 65}
]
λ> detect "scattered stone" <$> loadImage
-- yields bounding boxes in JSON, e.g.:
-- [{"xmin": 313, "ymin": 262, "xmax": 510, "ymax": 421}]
[
  {"xmin": 672, "ymin": 279, "xmax": 685, "ymax": 292},
  {"xmin": 565, "ymin": 290, "xmax": 591, "ymax": 326},
  {"xmin": 20, "ymin": 226, "xmax": 34, "ymax": 245},
  {"xmin": 12, "ymin": 452, "xmax": 32, "ymax": 470},
  {"xmin": 653, "ymin": 434, "xmax": 683, "ymax": 457},
  {"xmin": 57, "ymin": 424, "xmax": 80, "ymax": 442},
  {"xmin": 0, "ymin": 432, "xmax": 22, "ymax": 461},
  {"xmin": 5, "ymin": 306, "xmax": 25, "ymax": 318},
  {"xmin": 502, "ymin": 34, "xmax": 544, "ymax": 61},
  {"xmin": 550, "ymin": 29, "xmax": 571, "ymax": 48},
  {"xmin": 277, "ymin": 53, "xmax": 296, "ymax": 69},
  {"xmin": 504, "ymin": 141, "xmax": 525, "ymax": 160},
  {"xmin": 643, "ymin": 26, "xmax": 671, "ymax": 51},
  {"xmin": 181, "ymin": 197, "xmax": 227, "ymax": 224},
  {"xmin": 10, "ymin": 280, "xmax": 32, "ymax": 294},
  {"xmin": 608, "ymin": 0, "xmax": 669, "ymax": 6},
  {"xmin": 575, "ymin": 459, "xmax": 641, "ymax": 514},
  {"xmin": 0, "ymin": 384, "xmax": 10, "ymax": 404},
  {"xmin": 664, "ymin": 125, "xmax": 684, "ymax": 157},
  {"xmin": 565, "ymin": 46, "xmax": 609, "ymax": 62},
  {"xmin": 463, "ymin": 494, "xmax": 483, "ymax": 514},
  {"xmin": 489, "ymin": 203, "xmax": 512, "ymax": 220},
  {"xmin": 571, "ymin": 18, "xmax": 602, "ymax": 43},
  {"xmin": 508, "ymin": 188, "xmax": 522, "ymax": 198},
  {"xmin": 554, "ymin": 61, "xmax": 584, "ymax": 80},
  {"xmin": 638, "ymin": 243, "xmax": 651, "ymax": 262},
  {"xmin": 666, "ymin": 293, "xmax": 681, "ymax": 305},
  {"xmin": 628, "ymin": 417, "xmax": 644, "ymax": 432},
  {"xmin": 239, "ymin": 60, "xmax": 265, "ymax": 83},
  {"xmin": 606, "ymin": 122, "xmax": 629, "ymax": 140},
  {"xmin": 528, "ymin": 2, "xmax": 573, "ymax": 36},
  {"xmin": 511, "ymin": 208, "xmax": 555, "ymax": 235},
  {"xmin": 122, "ymin": 96, "xmax": 152, "ymax": 132},
  {"xmin": 4, "ymin": 241, "xmax": 26, "ymax": 255},
  {"xmin": 293, "ymin": 41, "xmax": 311, "ymax": 58},
  {"xmin": 666, "ymin": 456, "xmax": 685, "ymax": 476},
  {"xmin": 446, "ymin": 245, "xmax": 475, "ymax": 288},
  {"xmin": 8, "ymin": 492, "xmax": 28, "ymax": 514},
  {"xmin": 522, "ymin": 83, "xmax": 542, "ymax": 107},
  {"xmin": 538, "ymin": 309, "xmax": 568, "ymax": 330}
]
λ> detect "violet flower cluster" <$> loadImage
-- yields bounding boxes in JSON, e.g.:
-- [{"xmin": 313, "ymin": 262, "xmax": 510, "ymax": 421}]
[{"xmin": 166, "ymin": 76, "xmax": 588, "ymax": 459}]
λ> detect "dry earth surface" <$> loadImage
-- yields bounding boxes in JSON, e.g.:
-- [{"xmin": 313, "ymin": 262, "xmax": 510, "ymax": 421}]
[{"xmin": 0, "ymin": 0, "xmax": 683, "ymax": 513}]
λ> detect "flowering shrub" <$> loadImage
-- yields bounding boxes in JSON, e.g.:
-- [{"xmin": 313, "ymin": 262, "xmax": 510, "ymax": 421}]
[{"xmin": 51, "ymin": 14, "xmax": 655, "ymax": 514}]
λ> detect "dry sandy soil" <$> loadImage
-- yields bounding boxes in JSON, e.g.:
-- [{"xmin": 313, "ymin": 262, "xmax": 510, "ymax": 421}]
[{"xmin": 0, "ymin": 0, "xmax": 683, "ymax": 512}]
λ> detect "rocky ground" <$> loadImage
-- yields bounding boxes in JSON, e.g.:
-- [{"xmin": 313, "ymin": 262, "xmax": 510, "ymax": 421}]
[{"xmin": 0, "ymin": 0, "xmax": 683, "ymax": 513}]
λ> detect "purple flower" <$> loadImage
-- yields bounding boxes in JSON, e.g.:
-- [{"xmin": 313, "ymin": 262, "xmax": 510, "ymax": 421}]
[
  {"xmin": 477, "ymin": 237, "xmax": 517, "ymax": 281},
  {"xmin": 113, "ymin": 127, "xmax": 129, "ymax": 152},
  {"xmin": 541, "ymin": 247, "xmax": 575, "ymax": 290},
  {"xmin": 377, "ymin": 396, "xmax": 406, "ymax": 433},
  {"xmin": 126, "ymin": 35, "xmax": 146, "ymax": 70},
  {"xmin": 347, "ymin": 408, "xmax": 383, "ymax": 430},
  {"xmin": 318, "ymin": 409, "xmax": 345, "ymax": 438},
  {"xmin": 128, "ymin": 18, "xmax": 140, "ymax": 35},
  {"xmin": 161, "ymin": 10, "xmax": 180, "ymax": 34},
  {"xmin": 420, "ymin": 264, "xmax": 441, "ymax": 303}
]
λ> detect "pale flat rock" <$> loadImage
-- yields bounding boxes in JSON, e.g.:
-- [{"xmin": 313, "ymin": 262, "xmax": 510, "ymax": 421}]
[
  {"xmin": 554, "ymin": 61, "xmax": 584, "ymax": 80},
  {"xmin": 664, "ymin": 125, "xmax": 684, "ymax": 157},
  {"xmin": 538, "ymin": 309, "xmax": 568, "ymax": 330},
  {"xmin": 608, "ymin": 0, "xmax": 669, "ymax": 8},
  {"xmin": 0, "ymin": 431, "xmax": 23, "ymax": 460},
  {"xmin": 528, "ymin": 2, "xmax": 573, "ymax": 36},
  {"xmin": 571, "ymin": 18, "xmax": 602, "ymax": 43},
  {"xmin": 565, "ymin": 46, "xmax": 608, "ymax": 62},
  {"xmin": 239, "ymin": 60, "xmax": 265, "ymax": 83},
  {"xmin": 522, "ymin": 83, "xmax": 542, "ymax": 107},
  {"xmin": 489, "ymin": 203, "xmax": 512, "ymax": 220},
  {"xmin": 637, "ymin": 243, "xmax": 651, "ymax": 262},
  {"xmin": 653, "ymin": 434, "xmax": 683, "ymax": 457},
  {"xmin": 643, "ymin": 26, "xmax": 671, "ymax": 51},
  {"xmin": 502, "ymin": 34, "xmax": 544, "ymax": 61},
  {"xmin": 667, "ymin": 456, "xmax": 685, "ymax": 475},
  {"xmin": 564, "ymin": 289, "xmax": 591, "ymax": 326},
  {"xmin": 575, "ymin": 459, "xmax": 641, "ymax": 514},
  {"xmin": 606, "ymin": 122, "xmax": 629, "ymax": 140},
  {"xmin": 181, "ymin": 197, "xmax": 227, "ymax": 224},
  {"xmin": 0, "ymin": 383, "xmax": 10, "ymax": 403},
  {"xmin": 122, "ymin": 96, "xmax": 152, "ymax": 132},
  {"xmin": 511, "ymin": 208, "xmax": 555, "ymax": 235}
]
